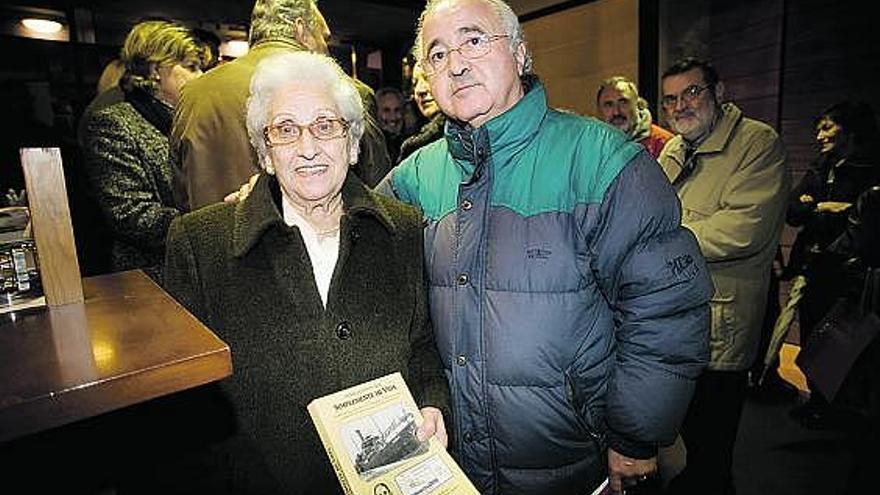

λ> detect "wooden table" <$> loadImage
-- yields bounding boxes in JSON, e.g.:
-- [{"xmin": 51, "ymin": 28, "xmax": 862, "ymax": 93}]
[{"xmin": 0, "ymin": 270, "xmax": 232, "ymax": 442}]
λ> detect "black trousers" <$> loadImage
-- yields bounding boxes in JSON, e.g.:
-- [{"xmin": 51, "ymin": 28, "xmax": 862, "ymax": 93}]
[{"xmin": 669, "ymin": 370, "xmax": 749, "ymax": 495}]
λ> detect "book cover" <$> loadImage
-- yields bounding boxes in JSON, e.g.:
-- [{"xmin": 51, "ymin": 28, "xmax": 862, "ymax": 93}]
[{"xmin": 308, "ymin": 372, "xmax": 478, "ymax": 495}]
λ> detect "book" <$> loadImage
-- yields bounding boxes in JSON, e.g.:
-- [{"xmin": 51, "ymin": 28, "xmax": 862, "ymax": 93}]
[{"xmin": 308, "ymin": 372, "xmax": 479, "ymax": 495}]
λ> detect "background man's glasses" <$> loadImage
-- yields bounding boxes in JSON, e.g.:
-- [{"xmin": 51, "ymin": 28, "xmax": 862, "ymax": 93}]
[
  {"xmin": 422, "ymin": 33, "xmax": 509, "ymax": 76},
  {"xmin": 661, "ymin": 84, "xmax": 711, "ymax": 109},
  {"xmin": 264, "ymin": 117, "xmax": 349, "ymax": 147}
]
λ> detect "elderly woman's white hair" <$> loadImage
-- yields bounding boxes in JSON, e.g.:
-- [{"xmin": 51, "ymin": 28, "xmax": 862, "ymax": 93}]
[{"xmin": 246, "ymin": 51, "xmax": 365, "ymax": 173}]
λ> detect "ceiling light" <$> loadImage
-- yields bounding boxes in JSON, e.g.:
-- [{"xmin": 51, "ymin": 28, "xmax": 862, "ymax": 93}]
[{"xmin": 21, "ymin": 18, "xmax": 63, "ymax": 34}]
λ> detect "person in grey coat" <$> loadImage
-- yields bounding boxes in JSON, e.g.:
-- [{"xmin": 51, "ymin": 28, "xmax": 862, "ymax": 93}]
[{"xmin": 81, "ymin": 20, "xmax": 207, "ymax": 282}]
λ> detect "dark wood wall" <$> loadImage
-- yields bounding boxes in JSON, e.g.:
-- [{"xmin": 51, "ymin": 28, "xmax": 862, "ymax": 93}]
[
  {"xmin": 780, "ymin": 0, "xmax": 880, "ymax": 177},
  {"xmin": 707, "ymin": 0, "xmax": 784, "ymax": 129},
  {"xmin": 659, "ymin": 0, "xmax": 880, "ymax": 244}
]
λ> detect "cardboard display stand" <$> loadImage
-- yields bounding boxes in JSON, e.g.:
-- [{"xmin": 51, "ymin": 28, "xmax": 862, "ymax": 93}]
[{"xmin": 19, "ymin": 147, "xmax": 84, "ymax": 307}]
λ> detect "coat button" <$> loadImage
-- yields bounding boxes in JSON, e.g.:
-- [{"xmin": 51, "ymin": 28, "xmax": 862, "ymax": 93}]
[
  {"xmin": 457, "ymin": 273, "xmax": 469, "ymax": 285},
  {"xmin": 456, "ymin": 355, "xmax": 467, "ymax": 366},
  {"xmin": 463, "ymin": 431, "xmax": 474, "ymax": 443},
  {"xmin": 461, "ymin": 199, "xmax": 473, "ymax": 211},
  {"xmin": 336, "ymin": 321, "xmax": 352, "ymax": 340}
]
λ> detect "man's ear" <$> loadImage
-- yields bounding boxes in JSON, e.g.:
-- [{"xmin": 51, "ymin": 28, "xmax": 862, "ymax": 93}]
[
  {"xmin": 293, "ymin": 17, "xmax": 307, "ymax": 46},
  {"xmin": 515, "ymin": 42, "xmax": 527, "ymax": 76}
]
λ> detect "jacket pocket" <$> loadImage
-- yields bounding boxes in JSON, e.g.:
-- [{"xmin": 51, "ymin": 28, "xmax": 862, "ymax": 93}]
[
  {"xmin": 709, "ymin": 280, "xmax": 737, "ymax": 359},
  {"xmin": 563, "ymin": 370, "xmax": 603, "ymax": 442}
]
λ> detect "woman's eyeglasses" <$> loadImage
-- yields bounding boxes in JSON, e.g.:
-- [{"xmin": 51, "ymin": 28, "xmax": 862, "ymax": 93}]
[{"xmin": 264, "ymin": 117, "xmax": 349, "ymax": 147}]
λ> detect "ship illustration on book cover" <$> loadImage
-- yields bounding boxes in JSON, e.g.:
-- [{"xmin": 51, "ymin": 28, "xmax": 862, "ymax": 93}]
[{"xmin": 308, "ymin": 372, "xmax": 478, "ymax": 495}]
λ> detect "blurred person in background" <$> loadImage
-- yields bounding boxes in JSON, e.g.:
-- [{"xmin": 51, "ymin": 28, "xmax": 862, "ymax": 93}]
[
  {"xmin": 399, "ymin": 63, "xmax": 445, "ymax": 162},
  {"xmin": 171, "ymin": 0, "xmax": 391, "ymax": 211},
  {"xmin": 81, "ymin": 20, "xmax": 208, "ymax": 282},
  {"xmin": 97, "ymin": 58, "xmax": 126, "ymax": 94},
  {"xmin": 596, "ymin": 75, "xmax": 673, "ymax": 158},
  {"xmin": 786, "ymin": 101, "xmax": 880, "ymax": 429},
  {"xmin": 375, "ymin": 86, "xmax": 408, "ymax": 163}
]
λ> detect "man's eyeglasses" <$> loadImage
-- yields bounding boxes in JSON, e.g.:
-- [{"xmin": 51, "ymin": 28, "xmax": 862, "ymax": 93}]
[
  {"xmin": 422, "ymin": 33, "xmax": 509, "ymax": 76},
  {"xmin": 263, "ymin": 117, "xmax": 349, "ymax": 147},
  {"xmin": 661, "ymin": 85, "xmax": 711, "ymax": 109}
]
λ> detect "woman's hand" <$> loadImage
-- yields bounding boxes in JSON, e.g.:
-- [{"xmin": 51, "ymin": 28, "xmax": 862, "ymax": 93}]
[
  {"xmin": 816, "ymin": 201, "xmax": 852, "ymax": 213},
  {"xmin": 224, "ymin": 173, "xmax": 260, "ymax": 203},
  {"xmin": 417, "ymin": 407, "xmax": 448, "ymax": 449}
]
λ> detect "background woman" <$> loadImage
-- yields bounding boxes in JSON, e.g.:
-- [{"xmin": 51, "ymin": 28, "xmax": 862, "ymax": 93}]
[
  {"xmin": 162, "ymin": 51, "xmax": 449, "ymax": 493},
  {"xmin": 399, "ymin": 63, "xmax": 446, "ymax": 162},
  {"xmin": 82, "ymin": 20, "xmax": 208, "ymax": 281},
  {"xmin": 786, "ymin": 101, "xmax": 880, "ymax": 427}
]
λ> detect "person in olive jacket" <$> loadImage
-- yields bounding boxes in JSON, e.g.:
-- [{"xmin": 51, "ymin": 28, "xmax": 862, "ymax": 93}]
[{"xmin": 162, "ymin": 52, "xmax": 449, "ymax": 494}]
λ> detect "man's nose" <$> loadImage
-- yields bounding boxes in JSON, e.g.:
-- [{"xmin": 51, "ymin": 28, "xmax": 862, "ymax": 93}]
[
  {"xmin": 447, "ymin": 48, "xmax": 470, "ymax": 76},
  {"xmin": 672, "ymin": 96, "xmax": 689, "ymax": 112}
]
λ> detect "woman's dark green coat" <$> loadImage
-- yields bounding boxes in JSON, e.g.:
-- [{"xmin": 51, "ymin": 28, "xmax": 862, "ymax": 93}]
[{"xmin": 161, "ymin": 172, "xmax": 449, "ymax": 494}]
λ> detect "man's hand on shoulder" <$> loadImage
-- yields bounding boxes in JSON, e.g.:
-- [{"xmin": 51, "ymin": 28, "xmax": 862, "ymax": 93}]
[{"xmin": 224, "ymin": 173, "xmax": 260, "ymax": 203}]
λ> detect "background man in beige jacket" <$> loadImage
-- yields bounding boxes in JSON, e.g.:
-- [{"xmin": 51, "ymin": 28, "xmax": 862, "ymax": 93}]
[{"xmin": 657, "ymin": 57, "xmax": 789, "ymax": 495}]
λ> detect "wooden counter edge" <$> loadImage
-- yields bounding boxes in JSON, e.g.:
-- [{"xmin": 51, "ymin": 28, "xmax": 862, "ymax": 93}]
[{"xmin": 0, "ymin": 344, "xmax": 231, "ymax": 443}]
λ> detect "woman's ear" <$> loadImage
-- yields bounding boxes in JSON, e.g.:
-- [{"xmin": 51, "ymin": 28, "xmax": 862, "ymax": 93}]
[
  {"xmin": 149, "ymin": 63, "xmax": 162, "ymax": 83},
  {"xmin": 348, "ymin": 137, "xmax": 359, "ymax": 165},
  {"xmin": 264, "ymin": 156, "xmax": 276, "ymax": 175}
]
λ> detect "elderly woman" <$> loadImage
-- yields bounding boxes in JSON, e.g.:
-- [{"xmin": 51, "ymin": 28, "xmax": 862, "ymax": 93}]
[
  {"xmin": 162, "ymin": 52, "xmax": 449, "ymax": 493},
  {"xmin": 82, "ymin": 20, "xmax": 207, "ymax": 281}
]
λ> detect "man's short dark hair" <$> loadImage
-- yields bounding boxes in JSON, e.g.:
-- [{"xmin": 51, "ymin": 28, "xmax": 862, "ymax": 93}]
[{"xmin": 662, "ymin": 57, "xmax": 720, "ymax": 89}]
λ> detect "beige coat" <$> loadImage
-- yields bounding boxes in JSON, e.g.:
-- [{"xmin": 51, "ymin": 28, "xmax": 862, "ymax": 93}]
[
  {"xmin": 659, "ymin": 103, "xmax": 789, "ymax": 370},
  {"xmin": 170, "ymin": 41, "xmax": 391, "ymax": 211}
]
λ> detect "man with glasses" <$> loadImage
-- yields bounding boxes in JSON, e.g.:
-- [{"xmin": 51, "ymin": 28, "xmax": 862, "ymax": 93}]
[
  {"xmin": 378, "ymin": 1, "xmax": 714, "ymax": 494},
  {"xmin": 595, "ymin": 76, "xmax": 674, "ymax": 158},
  {"xmin": 375, "ymin": 87, "xmax": 408, "ymax": 162},
  {"xmin": 657, "ymin": 58, "xmax": 789, "ymax": 495}
]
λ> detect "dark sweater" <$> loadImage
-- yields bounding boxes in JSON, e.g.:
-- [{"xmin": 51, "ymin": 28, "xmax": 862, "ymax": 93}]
[{"xmin": 399, "ymin": 114, "xmax": 446, "ymax": 163}]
